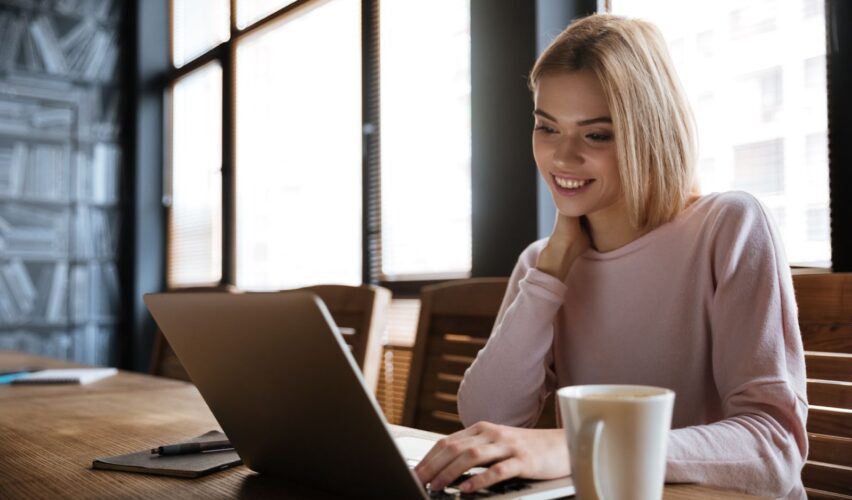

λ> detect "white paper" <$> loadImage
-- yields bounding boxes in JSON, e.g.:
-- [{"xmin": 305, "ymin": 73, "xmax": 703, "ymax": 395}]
[{"xmin": 13, "ymin": 367, "xmax": 117, "ymax": 385}]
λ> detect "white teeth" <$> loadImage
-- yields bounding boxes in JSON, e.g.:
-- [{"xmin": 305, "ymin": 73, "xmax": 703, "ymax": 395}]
[{"xmin": 555, "ymin": 177, "xmax": 590, "ymax": 189}]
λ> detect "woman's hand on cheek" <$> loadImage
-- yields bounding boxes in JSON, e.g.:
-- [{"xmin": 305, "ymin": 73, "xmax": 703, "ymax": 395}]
[
  {"xmin": 536, "ymin": 211, "xmax": 591, "ymax": 281},
  {"xmin": 413, "ymin": 422, "xmax": 570, "ymax": 493}
]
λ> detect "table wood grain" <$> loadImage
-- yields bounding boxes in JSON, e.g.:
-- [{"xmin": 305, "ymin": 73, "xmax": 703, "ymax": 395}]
[{"xmin": 0, "ymin": 351, "xmax": 762, "ymax": 499}]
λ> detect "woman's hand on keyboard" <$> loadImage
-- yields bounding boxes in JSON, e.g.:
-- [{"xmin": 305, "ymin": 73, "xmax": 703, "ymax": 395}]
[{"xmin": 414, "ymin": 422, "xmax": 570, "ymax": 493}]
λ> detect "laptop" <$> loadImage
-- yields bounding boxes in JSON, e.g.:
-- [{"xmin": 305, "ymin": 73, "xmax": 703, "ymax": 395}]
[{"xmin": 144, "ymin": 291, "xmax": 575, "ymax": 499}]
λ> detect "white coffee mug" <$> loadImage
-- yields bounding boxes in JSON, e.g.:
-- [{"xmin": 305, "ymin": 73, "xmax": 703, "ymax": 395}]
[{"xmin": 557, "ymin": 385, "xmax": 675, "ymax": 500}]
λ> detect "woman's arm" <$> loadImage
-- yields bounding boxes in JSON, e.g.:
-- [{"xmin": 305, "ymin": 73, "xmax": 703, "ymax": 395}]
[
  {"xmin": 666, "ymin": 194, "xmax": 808, "ymax": 499},
  {"xmin": 458, "ymin": 213, "xmax": 589, "ymax": 427},
  {"xmin": 456, "ymin": 263, "xmax": 565, "ymax": 427},
  {"xmin": 415, "ymin": 216, "xmax": 588, "ymax": 492}
]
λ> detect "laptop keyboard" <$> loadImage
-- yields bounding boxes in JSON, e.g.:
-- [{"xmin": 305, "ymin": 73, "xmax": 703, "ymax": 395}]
[{"xmin": 427, "ymin": 473, "xmax": 532, "ymax": 498}]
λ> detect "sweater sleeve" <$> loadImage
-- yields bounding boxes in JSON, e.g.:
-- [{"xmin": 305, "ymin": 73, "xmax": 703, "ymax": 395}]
[
  {"xmin": 457, "ymin": 241, "xmax": 567, "ymax": 428},
  {"xmin": 665, "ymin": 193, "xmax": 808, "ymax": 499}
]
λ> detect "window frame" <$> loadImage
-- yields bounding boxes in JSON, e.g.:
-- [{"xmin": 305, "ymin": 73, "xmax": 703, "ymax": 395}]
[
  {"xmin": 825, "ymin": 0, "xmax": 852, "ymax": 271},
  {"xmin": 165, "ymin": 0, "xmax": 477, "ymax": 295},
  {"xmin": 165, "ymin": 0, "xmax": 236, "ymax": 288},
  {"xmin": 162, "ymin": 0, "xmax": 851, "ymax": 297}
]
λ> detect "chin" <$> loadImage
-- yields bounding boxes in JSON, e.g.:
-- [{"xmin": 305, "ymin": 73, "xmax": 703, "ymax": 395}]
[{"xmin": 554, "ymin": 203, "xmax": 588, "ymax": 218}]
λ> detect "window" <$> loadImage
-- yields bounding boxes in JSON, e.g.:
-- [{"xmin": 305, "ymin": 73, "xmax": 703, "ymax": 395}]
[
  {"xmin": 379, "ymin": 0, "xmax": 472, "ymax": 280},
  {"xmin": 696, "ymin": 30, "xmax": 713, "ymax": 58},
  {"xmin": 729, "ymin": 0, "xmax": 778, "ymax": 39},
  {"xmin": 166, "ymin": 1, "xmax": 473, "ymax": 289},
  {"xmin": 807, "ymin": 207, "xmax": 829, "ymax": 242},
  {"xmin": 803, "ymin": 0, "xmax": 822, "ymax": 18},
  {"xmin": 236, "ymin": 0, "xmax": 300, "ymax": 28},
  {"xmin": 754, "ymin": 67, "xmax": 782, "ymax": 122},
  {"xmin": 167, "ymin": 62, "xmax": 223, "ymax": 286},
  {"xmin": 733, "ymin": 139, "xmax": 784, "ymax": 195},
  {"xmin": 235, "ymin": 0, "xmax": 362, "ymax": 290},
  {"xmin": 610, "ymin": 0, "xmax": 830, "ymax": 266},
  {"xmin": 171, "ymin": 0, "xmax": 229, "ymax": 67},
  {"xmin": 806, "ymin": 133, "xmax": 828, "ymax": 199},
  {"xmin": 805, "ymin": 56, "xmax": 825, "ymax": 90}
]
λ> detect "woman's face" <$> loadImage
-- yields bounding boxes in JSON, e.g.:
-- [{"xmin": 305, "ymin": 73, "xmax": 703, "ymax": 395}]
[{"xmin": 532, "ymin": 70, "xmax": 623, "ymax": 220}]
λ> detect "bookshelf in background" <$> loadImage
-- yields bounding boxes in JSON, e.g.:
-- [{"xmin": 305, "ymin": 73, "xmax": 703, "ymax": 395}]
[{"xmin": 0, "ymin": 0, "xmax": 123, "ymax": 366}]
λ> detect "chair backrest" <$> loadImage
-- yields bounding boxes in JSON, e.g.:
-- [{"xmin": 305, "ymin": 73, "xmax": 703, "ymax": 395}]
[
  {"xmin": 794, "ymin": 273, "xmax": 852, "ymax": 499},
  {"xmin": 149, "ymin": 285, "xmax": 238, "ymax": 381},
  {"xmin": 296, "ymin": 284, "xmax": 391, "ymax": 392},
  {"xmin": 403, "ymin": 278, "xmax": 558, "ymax": 434}
]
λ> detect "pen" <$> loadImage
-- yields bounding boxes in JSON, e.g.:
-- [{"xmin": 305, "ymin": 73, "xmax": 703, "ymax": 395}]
[{"xmin": 151, "ymin": 439, "xmax": 233, "ymax": 456}]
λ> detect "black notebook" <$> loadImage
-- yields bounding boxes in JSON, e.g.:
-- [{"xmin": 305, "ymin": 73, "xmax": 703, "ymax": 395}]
[{"xmin": 92, "ymin": 431, "xmax": 242, "ymax": 478}]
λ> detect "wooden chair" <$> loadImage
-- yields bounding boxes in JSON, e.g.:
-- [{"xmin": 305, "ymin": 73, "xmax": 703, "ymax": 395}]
[
  {"xmin": 294, "ymin": 284, "xmax": 391, "ymax": 392},
  {"xmin": 794, "ymin": 273, "xmax": 852, "ymax": 499},
  {"xmin": 149, "ymin": 284, "xmax": 238, "ymax": 381},
  {"xmin": 402, "ymin": 278, "xmax": 558, "ymax": 434}
]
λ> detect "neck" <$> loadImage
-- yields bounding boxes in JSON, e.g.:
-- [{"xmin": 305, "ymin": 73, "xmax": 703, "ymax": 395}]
[{"xmin": 585, "ymin": 200, "xmax": 646, "ymax": 253}]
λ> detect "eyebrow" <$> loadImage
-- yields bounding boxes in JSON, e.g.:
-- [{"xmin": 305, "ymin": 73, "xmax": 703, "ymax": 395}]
[{"xmin": 533, "ymin": 109, "xmax": 612, "ymax": 126}]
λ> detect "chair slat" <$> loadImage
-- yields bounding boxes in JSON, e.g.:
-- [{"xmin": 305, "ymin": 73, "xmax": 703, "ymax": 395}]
[
  {"xmin": 803, "ymin": 324, "xmax": 852, "ymax": 354},
  {"xmin": 417, "ymin": 393, "xmax": 461, "ymax": 415},
  {"xmin": 809, "ymin": 434, "xmax": 852, "ymax": 468},
  {"xmin": 430, "ymin": 315, "xmax": 497, "ymax": 340},
  {"xmin": 421, "ymin": 375, "xmax": 462, "ymax": 396},
  {"xmin": 806, "ymin": 353, "xmax": 852, "ymax": 383},
  {"xmin": 427, "ymin": 336, "xmax": 485, "ymax": 359},
  {"xmin": 422, "ymin": 353, "xmax": 474, "ymax": 378},
  {"xmin": 805, "ymin": 487, "xmax": 852, "ymax": 499},
  {"xmin": 802, "ymin": 462, "xmax": 852, "ymax": 497},
  {"xmin": 808, "ymin": 381, "xmax": 852, "ymax": 409},
  {"xmin": 793, "ymin": 274, "xmax": 852, "ymax": 323},
  {"xmin": 808, "ymin": 408, "xmax": 852, "ymax": 439}
]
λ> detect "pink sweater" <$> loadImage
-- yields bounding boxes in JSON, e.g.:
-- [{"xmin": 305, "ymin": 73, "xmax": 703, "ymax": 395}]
[{"xmin": 457, "ymin": 191, "xmax": 808, "ymax": 499}]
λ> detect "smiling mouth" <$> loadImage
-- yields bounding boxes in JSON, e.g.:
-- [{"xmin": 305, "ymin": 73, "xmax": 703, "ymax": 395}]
[{"xmin": 553, "ymin": 175, "xmax": 595, "ymax": 190}]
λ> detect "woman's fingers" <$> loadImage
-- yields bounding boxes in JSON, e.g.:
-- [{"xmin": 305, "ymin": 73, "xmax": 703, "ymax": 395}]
[
  {"xmin": 552, "ymin": 211, "xmax": 588, "ymax": 246},
  {"xmin": 416, "ymin": 427, "xmax": 570, "ymax": 494},
  {"xmin": 427, "ymin": 443, "xmax": 512, "ymax": 491},
  {"xmin": 536, "ymin": 211, "xmax": 591, "ymax": 280},
  {"xmin": 415, "ymin": 421, "xmax": 496, "ymax": 484},
  {"xmin": 459, "ymin": 457, "xmax": 524, "ymax": 493},
  {"xmin": 553, "ymin": 210, "xmax": 575, "ymax": 233},
  {"xmin": 414, "ymin": 434, "xmax": 487, "ymax": 486}
]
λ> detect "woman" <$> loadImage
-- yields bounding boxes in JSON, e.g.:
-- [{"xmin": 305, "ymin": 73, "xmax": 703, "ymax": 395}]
[{"xmin": 414, "ymin": 14, "xmax": 807, "ymax": 499}]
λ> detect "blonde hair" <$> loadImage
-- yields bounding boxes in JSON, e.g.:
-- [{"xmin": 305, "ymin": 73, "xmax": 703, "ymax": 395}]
[{"xmin": 529, "ymin": 14, "xmax": 698, "ymax": 230}]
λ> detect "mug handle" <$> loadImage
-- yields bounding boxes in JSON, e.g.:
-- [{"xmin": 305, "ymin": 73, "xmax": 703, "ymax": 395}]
[{"xmin": 574, "ymin": 419, "xmax": 604, "ymax": 500}]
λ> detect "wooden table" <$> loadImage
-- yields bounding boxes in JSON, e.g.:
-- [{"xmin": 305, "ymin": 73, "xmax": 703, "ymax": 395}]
[{"xmin": 0, "ymin": 352, "xmax": 762, "ymax": 499}]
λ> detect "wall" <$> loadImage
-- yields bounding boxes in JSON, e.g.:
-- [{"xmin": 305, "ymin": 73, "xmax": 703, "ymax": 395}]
[{"xmin": 0, "ymin": 0, "xmax": 124, "ymax": 365}]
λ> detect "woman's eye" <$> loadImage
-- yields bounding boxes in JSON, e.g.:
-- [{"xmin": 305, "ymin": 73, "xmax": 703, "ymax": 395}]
[
  {"xmin": 586, "ymin": 132, "xmax": 613, "ymax": 142},
  {"xmin": 534, "ymin": 125, "xmax": 557, "ymax": 134}
]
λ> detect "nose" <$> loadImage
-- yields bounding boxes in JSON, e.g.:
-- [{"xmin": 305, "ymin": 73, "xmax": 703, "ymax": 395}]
[{"xmin": 552, "ymin": 135, "xmax": 583, "ymax": 169}]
